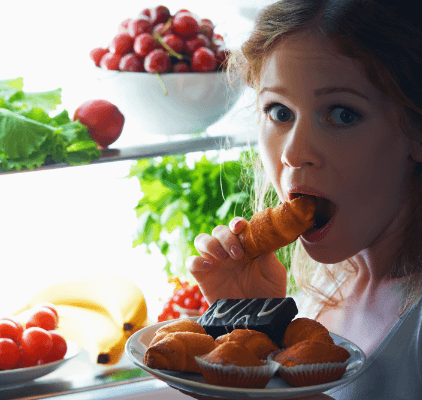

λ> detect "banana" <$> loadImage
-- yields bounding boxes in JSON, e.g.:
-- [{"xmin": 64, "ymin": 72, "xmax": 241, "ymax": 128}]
[
  {"xmin": 14, "ymin": 275, "xmax": 148, "ymax": 338},
  {"xmin": 49, "ymin": 305, "xmax": 126, "ymax": 365}
]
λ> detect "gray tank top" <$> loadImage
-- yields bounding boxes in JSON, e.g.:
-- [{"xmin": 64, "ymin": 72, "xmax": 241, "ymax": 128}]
[{"xmin": 326, "ymin": 294, "xmax": 422, "ymax": 399}]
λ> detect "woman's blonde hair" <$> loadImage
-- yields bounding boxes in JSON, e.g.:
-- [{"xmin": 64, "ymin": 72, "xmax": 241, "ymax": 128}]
[{"xmin": 230, "ymin": 0, "xmax": 422, "ymax": 316}]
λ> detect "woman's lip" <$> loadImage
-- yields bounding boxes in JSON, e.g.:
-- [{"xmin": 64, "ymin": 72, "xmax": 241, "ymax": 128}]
[{"xmin": 301, "ymin": 213, "xmax": 336, "ymax": 243}]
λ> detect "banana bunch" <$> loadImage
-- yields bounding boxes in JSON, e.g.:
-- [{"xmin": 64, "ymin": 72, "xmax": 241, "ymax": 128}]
[{"xmin": 14, "ymin": 275, "xmax": 148, "ymax": 365}]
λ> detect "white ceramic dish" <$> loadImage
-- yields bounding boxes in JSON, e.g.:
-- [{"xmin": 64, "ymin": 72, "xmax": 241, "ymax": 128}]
[
  {"xmin": 0, "ymin": 340, "xmax": 79, "ymax": 386},
  {"xmin": 125, "ymin": 317, "xmax": 367, "ymax": 399},
  {"xmin": 94, "ymin": 69, "xmax": 245, "ymax": 136}
]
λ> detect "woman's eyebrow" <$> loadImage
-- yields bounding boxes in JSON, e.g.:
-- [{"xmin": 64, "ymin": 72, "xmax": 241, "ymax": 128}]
[
  {"xmin": 259, "ymin": 86, "xmax": 370, "ymax": 102},
  {"xmin": 314, "ymin": 86, "xmax": 370, "ymax": 101}
]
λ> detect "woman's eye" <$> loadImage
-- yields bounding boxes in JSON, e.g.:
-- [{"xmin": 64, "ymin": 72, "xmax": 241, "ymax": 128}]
[
  {"xmin": 329, "ymin": 106, "xmax": 361, "ymax": 126},
  {"xmin": 266, "ymin": 104, "xmax": 293, "ymax": 123}
]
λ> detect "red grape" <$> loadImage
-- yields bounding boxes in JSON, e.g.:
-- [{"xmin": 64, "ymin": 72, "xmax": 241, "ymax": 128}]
[
  {"xmin": 153, "ymin": 22, "xmax": 174, "ymax": 36},
  {"xmin": 119, "ymin": 53, "xmax": 145, "ymax": 72},
  {"xmin": 173, "ymin": 12, "xmax": 199, "ymax": 38},
  {"xmin": 134, "ymin": 33, "xmax": 158, "ymax": 57},
  {"xmin": 110, "ymin": 32, "xmax": 134, "ymax": 55},
  {"xmin": 99, "ymin": 52, "xmax": 122, "ymax": 70},
  {"xmin": 150, "ymin": 5, "xmax": 171, "ymax": 26},
  {"xmin": 172, "ymin": 61, "xmax": 191, "ymax": 73},
  {"xmin": 128, "ymin": 17, "xmax": 152, "ymax": 38},
  {"xmin": 162, "ymin": 34, "xmax": 184, "ymax": 54},
  {"xmin": 184, "ymin": 34, "xmax": 210, "ymax": 55},
  {"xmin": 90, "ymin": 48, "xmax": 109, "ymax": 67},
  {"xmin": 199, "ymin": 19, "xmax": 214, "ymax": 39},
  {"xmin": 144, "ymin": 49, "xmax": 171, "ymax": 73},
  {"xmin": 191, "ymin": 47, "xmax": 217, "ymax": 72}
]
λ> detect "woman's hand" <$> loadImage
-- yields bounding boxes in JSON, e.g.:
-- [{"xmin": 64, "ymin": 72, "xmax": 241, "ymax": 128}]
[{"xmin": 186, "ymin": 217, "xmax": 288, "ymax": 305}]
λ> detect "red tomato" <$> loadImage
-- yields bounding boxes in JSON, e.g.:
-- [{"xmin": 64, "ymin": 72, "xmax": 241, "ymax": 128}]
[
  {"xmin": 37, "ymin": 303, "xmax": 59, "ymax": 322},
  {"xmin": 74, "ymin": 99, "xmax": 125, "ymax": 148},
  {"xmin": 0, "ymin": 338, "xmax": 20, "ymax": 370},
  {"xmin": 21, "ymin": 327, "xmax": 53, "ymax": 360},
  {"xmin": 0, "ymin": 317, "xmax": 24, "ymax": 343},
  {"xmin": 0, "ymin": 320, "xmax": 20, "ymax": 342},
  {"xmin": 40, "ymin": 331, "xmax": 67, "ymax": 364},
  {"xmin": 25, "ymin": 307, "xmax": 57, "ymax": 331}
]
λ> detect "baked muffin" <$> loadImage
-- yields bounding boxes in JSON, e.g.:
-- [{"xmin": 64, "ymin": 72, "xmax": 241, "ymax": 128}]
[
  {"xmin": 281, "ymin": 317, "xmax": 334, "ymax": 348},
  {"xmin": 215, "ymin": 329, "xmax": 279, "ymax": 360},
  {"xmin": 271, "ymin": 340, "xmax": 351, "ymax": 387},
  {"xmin": 195, "ymin": 342, "xmax": 279, "ymax": 388}
]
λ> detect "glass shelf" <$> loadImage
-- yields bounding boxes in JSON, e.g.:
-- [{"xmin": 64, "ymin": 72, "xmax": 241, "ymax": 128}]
[{"xmin": 0, "ymin": 134, "xmax": 257, "ymax": 176}]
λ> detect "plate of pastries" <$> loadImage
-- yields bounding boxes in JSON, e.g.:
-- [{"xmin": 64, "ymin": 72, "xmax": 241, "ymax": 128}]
[{"xmin": 126, "ymin": 297, "xmax": 367, "ymax": 399}]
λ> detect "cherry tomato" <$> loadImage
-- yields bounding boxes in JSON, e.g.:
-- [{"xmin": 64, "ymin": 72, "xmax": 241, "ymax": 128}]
[
  {"xmin": 0, "ymin": 317, "xmax": 24, "ymax": 343},
  {"xmin": 15, "ymin": 349, "xmax": 39, "ymax": 368},
  {"xmin": 162, "ymin": 34, "xmax": 184, "ymax": 54},
  {"xmin": 0, "ymin": 320, "xmax": 20, "ymax": 342},
  {"xmin": 21, "ymin": 327, "xmax": 53, "ymax": 360},
  {"xmin": 40, "ymin": 331, "xmax": 67, "ymax": 364},
  {"xmin": 25, "ymin": 307, "xmax": 57, "ymax": 331},
  {"xmin": 191, "ymin": 47, "xmax": 217, "ymax": 72},
  {"xmin": 0, "ymin": 338, "xmax": 20, "ymax": 370},
  {"xmin": 74, "ymin": 99, "xmax": 125, "ymax": 148},
  {"xmin": 37, "ymin": 303, "xmax": 59, "ymax": 321}
]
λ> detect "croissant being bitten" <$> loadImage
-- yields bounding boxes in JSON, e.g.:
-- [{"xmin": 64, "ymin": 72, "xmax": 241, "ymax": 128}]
[{"xmin": 238, "ymin": 195, "xmax": 317, "ymax": 260}]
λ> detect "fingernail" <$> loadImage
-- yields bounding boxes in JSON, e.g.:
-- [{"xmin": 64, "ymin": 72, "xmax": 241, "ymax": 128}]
[
  {"xmin": 230, "ymin": 245, "xmax": 244, "ymax": 259},
  {"xmin": 230, "ymin": 218, "xmax": 243, "ymax": 233},
  {"xmin": 203, "ymin": 260, "xmax": 214, "ymax": 268},
  {"xmin": 216, "ymin": 247, "xmax": 229, "ymax": 260}
]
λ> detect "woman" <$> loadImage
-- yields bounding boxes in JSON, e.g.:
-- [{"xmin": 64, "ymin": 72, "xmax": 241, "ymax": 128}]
[{"xmin": 186, "ymin": 0, "xmax": 422, "ymax": 398}]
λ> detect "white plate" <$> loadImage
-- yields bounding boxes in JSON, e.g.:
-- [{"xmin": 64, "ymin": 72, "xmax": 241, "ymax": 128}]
[
  {"xmin": 126, "ymin": 317, "xmax": 367, "ymax": 399},
  {"xmin": 0, "ymin": 340, "xmax": 79, "ymax": 386}
]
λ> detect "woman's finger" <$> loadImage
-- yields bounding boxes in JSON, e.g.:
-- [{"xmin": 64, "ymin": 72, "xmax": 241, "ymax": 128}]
[
  {"xmin": 229, "ymin": 216, "xmax": 248, "ymax": 234},
  {"xmin": 194, "ymin": 232, "xmax": 232, "ymax": 262},
  {"xmin": 211, "ymin": 225, "xmax": 244, "ymax": 260}
]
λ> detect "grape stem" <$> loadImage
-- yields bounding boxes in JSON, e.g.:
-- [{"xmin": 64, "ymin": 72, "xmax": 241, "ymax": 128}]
[
  {"xmin": 155, "ymin": 73, "xmax": 168, "ymax": 95},
  {"xmin": 154, "ymin": 33, "xmax": 185, "ymax": 60}
]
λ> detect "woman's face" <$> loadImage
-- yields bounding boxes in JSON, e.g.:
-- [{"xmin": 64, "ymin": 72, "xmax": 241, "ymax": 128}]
[{"xmin": 258, "ymin": 33, "xmax": 416, "ymax": 264}]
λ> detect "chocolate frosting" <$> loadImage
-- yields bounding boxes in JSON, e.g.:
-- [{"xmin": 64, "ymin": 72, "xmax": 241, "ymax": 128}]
[{"xmin": 197, "ymin": 298, "xmax": 298, "ymax": 346}]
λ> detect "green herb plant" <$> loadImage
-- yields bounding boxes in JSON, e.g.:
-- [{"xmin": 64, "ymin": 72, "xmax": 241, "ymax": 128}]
[
  {"xmin": 127, "ymin": 149, "xmax": 297, "ymax": 294},
  {"xmin": 127, "ymin": 151, "xmax": 254, "ymax": 279}
]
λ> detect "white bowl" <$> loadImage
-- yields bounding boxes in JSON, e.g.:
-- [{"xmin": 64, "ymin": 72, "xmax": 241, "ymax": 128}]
[{"xmin": 94, "ymin": 69, "xmax": 245, "ymax": 136}]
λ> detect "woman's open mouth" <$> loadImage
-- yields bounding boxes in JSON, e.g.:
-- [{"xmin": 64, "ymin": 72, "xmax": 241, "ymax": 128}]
[{"xmin": 291, "ymin": 193, "xmax": 337, "ymax": 242}]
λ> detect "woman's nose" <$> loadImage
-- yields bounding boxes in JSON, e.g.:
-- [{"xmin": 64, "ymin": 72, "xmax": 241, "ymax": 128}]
[{"xmin": 281, "ymin": 117, "xmax": 323, "ymax": 169}]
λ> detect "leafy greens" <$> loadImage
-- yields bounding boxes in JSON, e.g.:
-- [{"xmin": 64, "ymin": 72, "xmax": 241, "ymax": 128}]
[{"xmin": 0, "ymin": 77, "xmax": 101, "ymax": 171}]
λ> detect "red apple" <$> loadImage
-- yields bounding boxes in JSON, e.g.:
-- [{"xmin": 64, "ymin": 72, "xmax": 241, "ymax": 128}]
[{"xmin": 74, "ymin": 100, "xmax": 125, "ymax": 148}]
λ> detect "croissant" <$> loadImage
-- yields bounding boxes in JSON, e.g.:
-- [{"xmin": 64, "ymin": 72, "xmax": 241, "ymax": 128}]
[
  {"xmin": 144, "ymin": 332, "xmax": 217, "ymax": 373},
  {"xmin": 215, "ymin": 329, "xmax": 279, "ymax": 360},
  {"xmin": 238, "ymin": 195, "xmax": 317, "ymax": 260},
  {"xmin": 149, "ymin": 318, "xmax": 207, "ymax": 346}
]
